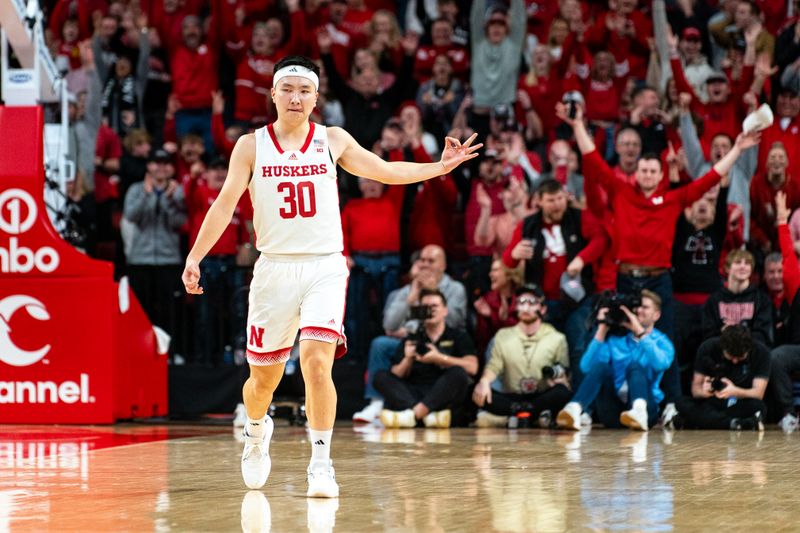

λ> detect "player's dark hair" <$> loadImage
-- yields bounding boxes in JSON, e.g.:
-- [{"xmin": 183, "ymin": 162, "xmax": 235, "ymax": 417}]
[
  {"xmin": 537, "ymin": 178, "xmax": 564, "ymax": 196},
  {"xmin": 720, "ymin": 325, "xmax": 753, "ymax": 359},
  {"xmin": 273, "ymin": 56, "xmax": 321, "ymax": 78},
  {"xmin": 420, "ymin": 288, "xmax": 447, "ymax": 307}
]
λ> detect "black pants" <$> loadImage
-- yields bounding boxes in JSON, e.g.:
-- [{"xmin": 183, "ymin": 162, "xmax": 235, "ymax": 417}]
[
  {"xmin": 373, "ymin": 367, "xmax": 471, "ymax": 412},
  {"xmin": 128, "ymin": 264, "xmax": 184, "ymax": 352},
  {"xmin": 768, "ymin": 344, "xmax": 800, "ymax": 417},
  {"xmin": 483, "ymin": 384, "xmax": 572, "ymax": 418},
  {"xmin": 676, "ymin": 396, "xmax": 766, "ymax": 429}
]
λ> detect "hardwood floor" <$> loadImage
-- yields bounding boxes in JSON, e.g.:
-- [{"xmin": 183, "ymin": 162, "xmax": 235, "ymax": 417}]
[{"xmin": 1, "ymin": 423, "xmax": 798, "ymax": 532}]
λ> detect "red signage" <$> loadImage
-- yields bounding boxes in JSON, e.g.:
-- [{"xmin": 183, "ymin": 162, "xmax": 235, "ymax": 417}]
[{"xmin": 0, "ymin": 106, "xmax": 166, "ymax": 423}]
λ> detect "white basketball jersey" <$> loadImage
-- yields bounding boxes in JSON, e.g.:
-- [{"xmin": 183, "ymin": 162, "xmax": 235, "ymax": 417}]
[{"xmin": 250, "ymin": 122, "xmax": 343, "ymax": 255}]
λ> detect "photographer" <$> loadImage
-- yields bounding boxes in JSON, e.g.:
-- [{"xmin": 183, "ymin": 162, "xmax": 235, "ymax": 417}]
[
  {"xmin": 472, "ymin": 284, "xmax": 570, "ymax": 427},
  {"xmin": 673, "ymin": 325, "xmax": 769, "ymax": 430},
  {"xmin": 352, "ymin": 245, "xmax": 467, "ymax": 423},
  {"xmin": 374, "ymin": 289, "xmax": 478, "ymax": 429},
  {"xmin": 556, "ymin": 291, "xmax": 674, "ymax": 431}
]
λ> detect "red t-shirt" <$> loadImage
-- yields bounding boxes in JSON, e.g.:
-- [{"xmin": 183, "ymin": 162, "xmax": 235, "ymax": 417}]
[
  {"xmin": 413, "ymin": 45, "xmax": 470, "ymax": 82},
  {"xmin": 94, "ymin": 125, "xmax": 122, "ymax": 203},
  {"xmin": 171, "ymin": 43, "xmax": 217, "ymax": 109},
  {"xmin": 583, "ymin": 149, "xmax": 722, "ymax": 268},
  {"xmin": 341, "ymin": 188, "xmax": 403, "ymax": 256},
  {"xmin": 185, "ymin": 178, "xmax": 252, "ymax": 256}
]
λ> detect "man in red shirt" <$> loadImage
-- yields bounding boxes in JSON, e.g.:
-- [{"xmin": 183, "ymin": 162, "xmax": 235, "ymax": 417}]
[
  {"xmin": 170, "ymin": 15, "xmax": 218, "ymax": 154},
  {"xmin": 413, "ymin": 18, "xmax": 469, "ymax": 82},
  {"xmin": 558, "ymin": 101, "xmax": 760, "ymax": 407},
  {"xmin": 341, "ymin": 177, "xmax": 403, "ymax": 361},
  {"xmin": 750, "ymin": 142, "xmax": 800, "ymax": 253}
]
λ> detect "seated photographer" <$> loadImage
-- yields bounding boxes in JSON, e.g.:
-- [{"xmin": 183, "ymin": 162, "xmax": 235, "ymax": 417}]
[
  {"xmin": 701, "ymin": 249, "xmax": 773, "ymax": 347},
  {"xmin": 672, "ymin": 325, "xmax": 769, "ymax": 430},
  {"xmin": 352, "ymin": 245, "xmax": 468, "ymax": 423},
  {"xmin": 375, "ymin": 289, "xmax": 478, "ymax": 428},
  {"xmin": 556, "ymin": 290, "xmax": 674, "ymax": 432},
  {"xmin": 472, "ymin": 284, "xmax": 571, "ymax": 427}
]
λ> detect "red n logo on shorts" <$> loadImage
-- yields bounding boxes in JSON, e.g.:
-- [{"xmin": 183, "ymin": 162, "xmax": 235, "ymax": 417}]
[{"xmin": 249, "ymin": 326, "xmax": 265, "ymax": 348}]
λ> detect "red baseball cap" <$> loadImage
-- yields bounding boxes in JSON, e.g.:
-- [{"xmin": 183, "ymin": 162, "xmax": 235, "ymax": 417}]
[{"xmin": 682, "ymin": 27, "xmax": 701, "ymax": 40}]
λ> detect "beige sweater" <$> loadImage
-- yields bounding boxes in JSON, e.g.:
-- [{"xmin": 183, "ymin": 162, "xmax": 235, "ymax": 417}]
[{"xmin": 486, "ymin": 323, "xmax": 568, "ymax": 394}]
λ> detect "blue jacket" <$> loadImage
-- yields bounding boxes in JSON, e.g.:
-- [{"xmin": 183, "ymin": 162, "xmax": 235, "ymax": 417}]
[{"xmin": 580, "ymin": 329, "xmax": 674, "ymax": 404}]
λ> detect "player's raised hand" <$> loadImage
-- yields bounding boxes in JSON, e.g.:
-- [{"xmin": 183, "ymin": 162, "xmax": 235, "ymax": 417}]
[
  {"xmin": 182, "ymin": 257, "xmax": 203, "ymax": 294},
  {"xmin": 440, "ymin": 133, "xmax": 482, "ymax": 173}
]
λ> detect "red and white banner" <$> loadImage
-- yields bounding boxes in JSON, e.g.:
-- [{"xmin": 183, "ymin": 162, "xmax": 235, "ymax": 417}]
[{"xmin": 0, "ymin": 106, "xmax": 166, "ymax": 423}]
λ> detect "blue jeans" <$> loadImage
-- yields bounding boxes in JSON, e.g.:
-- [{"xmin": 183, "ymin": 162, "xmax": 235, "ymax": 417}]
[
  {"xmin": 546, "ymin": 297, "xmax": 595, "ymax": 387},
  {"xmin": 194, "ymin": 256, "xmax": 246, "ymax": 365},
  {"xmin": 572, "ymin": 361, "xmax": 659, "ymax": 429},
  {"xmin": 364, "ymin": 336, "xmax": 402, "ymax": 400},
  {"xmin": 616, "ymin": 271, "xmax": 681, "ymax": 403},
  {"xmin": 345, "ymin": 254, "xmax": 400, "ymax": 361},
  {"xmin": 175, "ymin": 108, "xmax": 214, "ymax": 155}
]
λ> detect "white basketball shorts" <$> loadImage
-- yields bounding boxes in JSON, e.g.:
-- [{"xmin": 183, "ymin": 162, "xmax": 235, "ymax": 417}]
[{"xmin": 246, "ymin": 252, "xmax": 349, "ymax": 366}]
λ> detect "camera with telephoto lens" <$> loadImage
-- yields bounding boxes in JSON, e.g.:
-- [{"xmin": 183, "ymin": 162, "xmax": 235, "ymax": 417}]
[
  {"xmin": 541, "ymin": 364, "xmax": 566, "ymax": 381},
  {"xmin": 592, "ymin": 291, "xmax": 642, "ymax": 336},
  {"xmin": 711, "ymin": 376, "xmax": 726, "ymax": 392},
  {"xmin": 408, "ymin": 305, "xmax": 433, "ymax": 355}
]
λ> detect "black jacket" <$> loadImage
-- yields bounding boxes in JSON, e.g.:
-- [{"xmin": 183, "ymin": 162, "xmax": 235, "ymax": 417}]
[{"xmin": 521, "ymin": 207, "xmax": 594, "ymax": 299}]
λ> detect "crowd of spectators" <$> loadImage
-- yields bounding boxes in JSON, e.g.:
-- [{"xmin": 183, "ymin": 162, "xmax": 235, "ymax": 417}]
[{"xmin": 36, "ymin": 0, "xmax": 800, "ymax": 431}]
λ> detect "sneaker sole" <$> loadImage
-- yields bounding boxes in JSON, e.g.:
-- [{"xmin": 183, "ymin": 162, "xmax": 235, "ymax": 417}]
[
  {"xmin": 556, "ymin": 411, "xmax": 579, "ymax": 431},
  {"xmin": 620, "ymin": 412, "xmax": 648, "ymax": 431},
  {"xmin": 307, "ymin": 485, "xmax": 340, "ymax": 498}
]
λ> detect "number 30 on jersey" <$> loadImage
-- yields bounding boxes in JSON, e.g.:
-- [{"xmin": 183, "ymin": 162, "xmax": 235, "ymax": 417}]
[{"xmin": 277, "ymin": 181, "xmax": 317, "ymax": 219}]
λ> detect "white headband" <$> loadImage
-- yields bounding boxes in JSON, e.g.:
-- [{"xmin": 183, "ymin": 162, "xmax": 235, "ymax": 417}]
[{"xmin": 273, "ymin": 65, "xmax": 319, "ymax": 91}]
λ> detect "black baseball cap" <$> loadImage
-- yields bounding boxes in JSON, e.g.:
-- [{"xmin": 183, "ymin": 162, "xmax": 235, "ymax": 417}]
[
  {"xmin": 148, "ymin": 148, "xmax": 172, "ymax": 164},
  {"xmin": 516, "ymin": 283, "xmax": 545, "ymax": 300}
]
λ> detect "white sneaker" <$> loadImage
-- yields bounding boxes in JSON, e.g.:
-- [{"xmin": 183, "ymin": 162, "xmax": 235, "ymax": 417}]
[
  {"xmin": 379, "ymin": 408, "xmax": 416, "ymax": 428},
  {"xmin": 234, "ymin": 403, "xmax": 247, "ymax": 428},
  {"xmin": 580, "ymin": 412, "xmax": 593, "ymax": 427},
  {"xmin": 241, "ymin": 416, "xmax": 274, "ymax": 489},
  {"xmin": 556, "ymin": 402, "xmax": 582, "ymax": 431},
  {"xmin": 660, "ymin": 402, "xmax": 678, "ymax": 429},
  {"xmin": 779, "ymin": 413, "xmax": 799, "ymax": 434},
  {"xmin": 307, "ymin": 460, "xmax": 339, "ymax": 498},
  {"xmin": 241, "ymin": 490, "xmax": 271, "ymax": 533},
  {"xmin": 475, "ymin": 410, "xmax": 509, "ymax": 428},
  {"xmin": 620, "ymin": 399, "xmax": 649, "ymax": 431},
  {"xmin": 352, "ymin": 400, "xmax": 383, "ymax": 423},
  {"xmin": 307, "ymin": 497, "xmax": 339, "ymax": 533},
  {"xmin": 423, "ymin": 409, "xmax": 451, "ymax": 428}
]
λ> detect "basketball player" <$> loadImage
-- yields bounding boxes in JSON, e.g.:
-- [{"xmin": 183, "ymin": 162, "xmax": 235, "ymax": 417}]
[{"xmin": 181, "ymin": 55, "xmax": 481, "ymax": 498}]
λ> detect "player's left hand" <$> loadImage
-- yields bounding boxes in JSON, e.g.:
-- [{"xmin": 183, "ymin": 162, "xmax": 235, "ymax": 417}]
[
  {"xmin": 182, "ymin": 257, "xmax": 203, "ymax": 294},
  {"xmin": 440, "ymin": 132, "xmax": 482, "ymax": 173}
]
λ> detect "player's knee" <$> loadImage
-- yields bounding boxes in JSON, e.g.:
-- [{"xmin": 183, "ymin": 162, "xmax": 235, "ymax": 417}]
[{"xmin": 301, "ymin": 352, "xmax": 332, "ymax": 386}]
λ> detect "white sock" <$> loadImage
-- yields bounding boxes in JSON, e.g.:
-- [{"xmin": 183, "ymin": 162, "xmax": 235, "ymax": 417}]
[
  {"xmin": 632, "ymin": 399, "xmax": 647, "ymax": 411},
  {"xmin": 245, "ymin": 416, "xmax": 265, "ymax": 438},
  {"xmin": 309, "ymin": 429, "xmax": 333, "ymax": 470}
]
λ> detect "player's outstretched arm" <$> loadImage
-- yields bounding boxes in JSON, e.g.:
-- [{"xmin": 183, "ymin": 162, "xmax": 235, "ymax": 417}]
[
  {"xmin": 329, "ymin": 127, "xmax": 482, "ymax": 185},
  {"xmin": 182, "ymin": 134, "xmax": 253, "ymax": 295}
]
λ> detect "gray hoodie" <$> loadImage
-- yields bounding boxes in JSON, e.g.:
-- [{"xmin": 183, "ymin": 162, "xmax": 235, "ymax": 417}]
[{"xmin": 123, "ymin": 181, "xmax": 187, "ymax": 265}]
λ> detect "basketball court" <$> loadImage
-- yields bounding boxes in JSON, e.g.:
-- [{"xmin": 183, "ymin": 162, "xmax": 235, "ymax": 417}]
[{"xmin": 2, "ymin": 423, "xmax": 797, "ymax": 531}]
